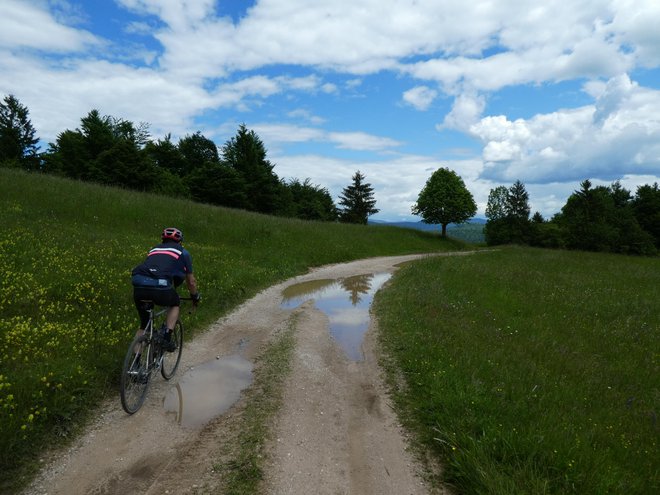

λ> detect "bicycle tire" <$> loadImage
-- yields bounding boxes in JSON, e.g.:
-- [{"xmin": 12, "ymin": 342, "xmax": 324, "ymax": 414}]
[
  {"xmin": 120, "ymin": 333, "xmax": 152, "ymax": 414},
  {"xmin": 161, "ymin": 319, "xmax": 183, "ymax": 380}
]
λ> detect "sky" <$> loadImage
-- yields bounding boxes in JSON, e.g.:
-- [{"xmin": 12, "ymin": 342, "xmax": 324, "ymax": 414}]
[{"xmin": 2, "ymin": 0, "xmax": 659, "ymax": 221}]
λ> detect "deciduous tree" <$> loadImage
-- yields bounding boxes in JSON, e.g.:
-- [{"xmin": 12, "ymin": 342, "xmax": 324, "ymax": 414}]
[
  {"xmin": 412, "ymin": 167, "xmax": 476, "ymax": 237},
  {"xmin": 178, "ymin": 131, "xmax": 219, "ymax": 175}
]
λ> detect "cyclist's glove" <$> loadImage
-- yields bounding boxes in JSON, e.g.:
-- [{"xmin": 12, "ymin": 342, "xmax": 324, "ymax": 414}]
[{"xmin": 191, "ymin": 292, "xmax": 201, "ymax": 306}]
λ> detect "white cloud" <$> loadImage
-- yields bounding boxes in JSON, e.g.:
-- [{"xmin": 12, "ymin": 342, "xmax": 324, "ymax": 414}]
[
  {"xmin": 287, "ymin": 109, "xmax": 326, "ymax": 125},
  {"xmin": 1, "ymin": 0, "xmax": 659, "ymax": 221},
  {"xmin": 470, "ymin": 74, "xmax": 660, "ymax": 184},
  {"xmin": 252, "ymin": 124, "xmax": 402, "ymax": 154},
  {"xmin": 251, "ymin": 124, "xmax": 325, "ymax": 144},
  {"xmin": 402, "ymin": 86, "xmax": 437, "ymax": 111},
  {"xmin": 609, "ymin": 0, "xmax": 660, "ymax": 67},
  {"xmin": 0, "ymin": 0, "xmax": 99, "ymax": 52},
  {"xmin": 328, "ymin": 132, "xmax": 401, "ymax": 151},
  {"xmin": 593, "ymin": 73, "xmax": 636, "ymax": 124},
  {"xmin": 440, "ymin": 92, "xmax": 486, "ymax": 131}
]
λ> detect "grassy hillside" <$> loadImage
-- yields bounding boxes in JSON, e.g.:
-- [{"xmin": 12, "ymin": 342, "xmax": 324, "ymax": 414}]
[
  {"xmin": 375, "ymin": 247, "xmax": 659, "ymax": 494},
  {"xmin": 0, "ymin": 168, "xmax": 461, "ymax": 492},
  {"xmin": 447, "ymin": 222, "xmax": 486, "ymax": 244},
  {"xmin": 371, "ymin": 220, "xmax": 486, "ymax": 244}
]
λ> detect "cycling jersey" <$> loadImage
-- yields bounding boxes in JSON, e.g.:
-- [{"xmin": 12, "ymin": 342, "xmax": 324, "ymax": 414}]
[{"xmin": 131, "ymin": 241, "xmax": 193, "ymax": 288}]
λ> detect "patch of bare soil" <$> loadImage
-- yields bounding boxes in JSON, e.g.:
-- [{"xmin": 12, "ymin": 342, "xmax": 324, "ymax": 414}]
[{"xmin": 22, "ymin": 254, "xmax": 453, "ymax": 495}]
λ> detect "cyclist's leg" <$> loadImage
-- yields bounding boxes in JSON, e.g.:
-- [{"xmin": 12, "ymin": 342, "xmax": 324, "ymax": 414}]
[
  {"xmin": 133, "ymin": 288, "xmax": 153, "ymax": 331},
  {"xmin": 149, "ymin": 288, "xmax": 180, "ymax": 351},
  {"xmin": 166, "ymin": 305, "xmax": 180, "ymax": 330},
  {"xmin": 161, "ymin": 318, "xmax": 183, "ymax": 379},
  {"xmin": 148, "ymin": 287, "xmax": 180, "ymax": 331},
  {"xmin": 133, "ymin": 289, "xmax": 154, "ymax": 353}
]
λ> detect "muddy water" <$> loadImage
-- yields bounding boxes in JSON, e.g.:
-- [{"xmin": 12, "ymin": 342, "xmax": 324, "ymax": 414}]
[
  {"xmin": 161, "ymin": 272, "xmax": 390, "ymax": 426},
  {"xmin": 281, "ymin": 272, "xmax": 392, "ymax": 361},
  {"xmin": 163, "ymin": 354, "xmax": 253, "ymax": 428}
]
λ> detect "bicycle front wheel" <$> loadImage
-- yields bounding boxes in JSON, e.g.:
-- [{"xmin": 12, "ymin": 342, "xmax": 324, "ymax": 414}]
[
  {"xmin": 161, "ymin": 319, "xmax": 183, "ymax": 380},
  {"xmin": 120, "ymin": 333, "xmax": 152, "ymax": 414}
]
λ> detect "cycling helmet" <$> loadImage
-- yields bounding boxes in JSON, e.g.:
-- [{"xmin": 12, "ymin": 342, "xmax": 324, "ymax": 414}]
[{"xmin": 161, "ymin": 227, "xmax": 183, "ymax": 243}]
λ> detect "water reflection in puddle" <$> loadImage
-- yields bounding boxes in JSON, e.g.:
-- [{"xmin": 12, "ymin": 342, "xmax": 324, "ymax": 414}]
[
  {"xmin": 163, "ymin": 354, "xmax": 253, "ymax": 428},
  {"xmin": 281, "ymin": 272, "xmax": 392, "ymax": 361}
]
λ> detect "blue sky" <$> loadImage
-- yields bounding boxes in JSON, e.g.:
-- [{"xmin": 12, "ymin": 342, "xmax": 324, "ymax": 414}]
[{"xmin": 2, "ymin": 0, "xmax": 659, "ymax": 221}]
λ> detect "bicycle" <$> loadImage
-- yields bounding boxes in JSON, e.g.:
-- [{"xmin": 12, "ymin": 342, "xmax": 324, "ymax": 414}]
[{"xmin": 120, "ymin": 298, "xmax": 192, "ymax": 414}]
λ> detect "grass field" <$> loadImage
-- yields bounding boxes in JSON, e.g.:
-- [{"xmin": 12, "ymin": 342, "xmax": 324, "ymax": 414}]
[
  {"xmin": 0, "ymin": 168, "xmax": 459, "ymax": 492},
  {"xmin": 3, "ymin": 167, "xmax": 658, "ymax": 494},
  {"xmin": 375, "ymin": 247, "xmax": 659, "ymax": 494}
]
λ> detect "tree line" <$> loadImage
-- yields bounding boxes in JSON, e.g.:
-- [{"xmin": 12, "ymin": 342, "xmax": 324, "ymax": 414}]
[
  {"xmin": 4, "ymin": 93, "xmax": 657, "ymax": 253},
  {"xmin": 409, "ymin": 167, "xmax": 658, "ymax": 256},
  {"xmin": 484, "ymin": 179, "xmax": 659, "ymax": 255},
  {"xmin": 0, "ymin": 94, "xmax": 380, "ymax": 224}
]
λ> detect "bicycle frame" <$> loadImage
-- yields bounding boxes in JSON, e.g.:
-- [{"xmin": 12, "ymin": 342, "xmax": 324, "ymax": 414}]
[
  {"xmin": 139, "ymin": 302, "xmax": 168, "ymax": 371},
  {"xmin": 121, "ymin": 298, "xmax": 191, "ymax": 414}
]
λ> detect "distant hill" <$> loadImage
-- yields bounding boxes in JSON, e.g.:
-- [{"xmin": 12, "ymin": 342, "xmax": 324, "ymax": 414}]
[{"xmin": 370, "ymin": 219, "xmax": 486, "ymax": 244}]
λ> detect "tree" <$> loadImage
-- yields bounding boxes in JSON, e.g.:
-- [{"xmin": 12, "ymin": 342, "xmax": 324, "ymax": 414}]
[
  {"xmin": 186, "ymin": 162, "xmax": 247, "ymax": 208},
  {"xmin": 144, "ymin": 134, "xmax": 188, "ymax": 194},
  {"xmin": 484, "ymin": 180, "xmax": 532, "ymax": 245},
  {"xmin": 288, "ymin": 178, "xmax": 338, "ymax": 221},
  {"xmin": 412, "ymin": 167, "xmax": 476, "ymax": 236},
  {"xmin": 221, "ymin": 124, "xmax": 284, "ymax": 214},
  {"xmin": 0, "ymin": 94, "xmax": 39, "ymax": 169},
  {"xmin": 338, "ymin": 170, "xmax": 379, "ymax": 224},
  {"xmin": 144, "ymin": 134, "xmax": 185, "ymax": 175},
  {"xmin": 556, "ymin": 180, "xmax": 655, "ymax": 255},
  {"xmin": 42, "ymin": 109, "xmax": 157, "ymax": 189},
  {"xmin": 485, "ymin": 186, "xmax": 508, "ymax": 221},
  {"xmin": 531, "ymin": 212, "xmax": 544, "ymax": 223},
  {"xmin": 632, "ymin": 183, "xmax": 660, "ymax": 248},
  {"xmin": 178, "ymin": 131, "xmax": 219, "ymax": 175},
  {"xmin": 42, "ymin": 129, "xmax": 89, "ymax": 178},
  {"xmin": 506, "ymin": 180, "xmax": 531, "ymax": 219}
]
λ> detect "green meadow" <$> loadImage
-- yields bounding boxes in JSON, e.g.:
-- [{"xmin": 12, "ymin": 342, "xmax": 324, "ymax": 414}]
[
  {"xmin": 375, "ymin": 248, "xmax": 659, "ymax": 494},
  {"xmin": 0, "ymin": 168, "xmax": 455, "ymax": 491},
  {"xmin": 2, "ymin": 167, "xmax": 658, "ymax": 494}
]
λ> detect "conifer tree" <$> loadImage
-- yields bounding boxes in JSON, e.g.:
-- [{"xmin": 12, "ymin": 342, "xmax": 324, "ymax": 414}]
[
  {"xmin": 338, "ymin": 170, "xmax": 379, "ymax": 224},
  {"xmin": 0, "ymin": 94, "xmax": 39, "ymax": 169}
]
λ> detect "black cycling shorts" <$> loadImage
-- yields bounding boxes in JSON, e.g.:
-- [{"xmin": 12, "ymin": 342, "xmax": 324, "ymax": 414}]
[{"xmin": 133, "ymin": 286, "xmax": 180, "ymax": 329}]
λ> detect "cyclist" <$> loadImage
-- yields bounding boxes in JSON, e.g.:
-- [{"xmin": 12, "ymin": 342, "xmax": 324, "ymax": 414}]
[{"xmin": 131, "ymin": 227, "xmax": 201, "ymax": 351}]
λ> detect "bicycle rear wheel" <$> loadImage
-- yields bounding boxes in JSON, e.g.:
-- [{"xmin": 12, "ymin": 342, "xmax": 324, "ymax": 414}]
[
  {"xmin": 161, "ymin": 319, "xmax": 183, "ymax": 380},
  {"xmin": 120, "ymin": 333, "xmax": 152, "ymax": 414}
]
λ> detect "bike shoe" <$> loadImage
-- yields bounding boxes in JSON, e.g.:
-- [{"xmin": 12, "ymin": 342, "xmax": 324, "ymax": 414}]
[{"xmin": 163, "ymin": 339, "xmax": 177, "ymax": 353}]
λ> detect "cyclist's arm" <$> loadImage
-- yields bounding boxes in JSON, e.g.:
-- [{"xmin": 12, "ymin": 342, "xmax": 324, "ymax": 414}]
[{"xmin": 185, "ymin": 273, "xmax": 198, "ymax": 296}]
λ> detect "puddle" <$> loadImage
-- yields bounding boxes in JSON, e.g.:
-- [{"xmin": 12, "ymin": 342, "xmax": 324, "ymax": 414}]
[
  {"xmin": 163, "ymin": 354, "xmax": 253, "ymax": 428},
  {"xmin": 281, "ymin": 272, "xmax": 392, "ymax": 361}
]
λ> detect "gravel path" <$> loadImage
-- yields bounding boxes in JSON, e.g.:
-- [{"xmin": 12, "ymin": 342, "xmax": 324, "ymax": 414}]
[{"xmin": 22, "ymin": 254, "xmax": 454, "ymax": 495}]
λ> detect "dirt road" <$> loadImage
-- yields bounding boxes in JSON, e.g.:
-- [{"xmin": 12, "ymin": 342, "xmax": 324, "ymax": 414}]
[{"xmin": 23, "ymin": 254, "xmax": 450, "ymax": 495}]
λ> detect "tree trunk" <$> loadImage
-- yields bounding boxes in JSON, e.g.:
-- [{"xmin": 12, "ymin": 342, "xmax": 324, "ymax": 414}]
[{"xmin": 441, "ymin": 223, "xmax": 447, "ymax": 237}]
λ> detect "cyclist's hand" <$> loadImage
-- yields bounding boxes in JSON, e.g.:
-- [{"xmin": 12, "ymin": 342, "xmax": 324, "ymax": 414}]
[{"xmin": 191, "ymin": 292, "xmax": 201, "ymax": 307}]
